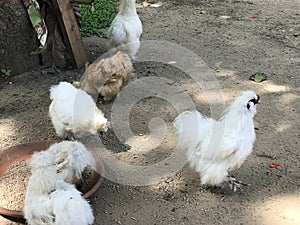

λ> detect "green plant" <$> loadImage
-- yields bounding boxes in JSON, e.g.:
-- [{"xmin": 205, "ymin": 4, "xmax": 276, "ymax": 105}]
[
  {"xmin": 80, "ymin": 0, "xmax": 117, "ymax": 37},
  {"xmin": 1, "ymin": 69, "xmax": 12, "ymax": 77}
]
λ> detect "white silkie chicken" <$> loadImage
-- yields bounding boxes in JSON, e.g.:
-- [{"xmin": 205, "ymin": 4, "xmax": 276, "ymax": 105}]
[
  {"xmin": 24, "ymin": 150, "xmax": 94, "ymax": 225},
  {"xmin": 25, "ymin": 150, "xmax": 58, "ymax": 196},
  {"xmin": 24, "ymin": 164, "xmax": 58, "ymax": 225},
  {"xmin": 47, "ymin": 140, "xmax": 96, "ymax": 184},
  {"xmin": 48, "ymin": 181, "xmax": 94, "ymax": 225},
  {"xmin": 49, "ymin": 81, "xmax": 108, "ymax": 139},
  {"xmin": 25, "ymin": 177, "xmax": 94, "ymax": 225},
  {"xmin": 174, "ymin": 90, "xmax": 260, "ymax": 191},
  {"xmin": 107, "ymin": 0, "xmax": 143, "ymax": 59},
  {"xmin": 24, "ymin": 150, "xmax": 60, "ymax": 224}
]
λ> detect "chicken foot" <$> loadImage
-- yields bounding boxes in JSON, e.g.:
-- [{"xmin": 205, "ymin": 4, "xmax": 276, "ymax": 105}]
[{"xmin": 227, "ymin": 175, "xmax": 250, "ymax": 192}]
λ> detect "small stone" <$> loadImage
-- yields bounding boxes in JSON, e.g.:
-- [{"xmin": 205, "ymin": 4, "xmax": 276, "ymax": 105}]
[{"xmin": 219, "ymin": 15, "xmax": 231, "ymax": 20}]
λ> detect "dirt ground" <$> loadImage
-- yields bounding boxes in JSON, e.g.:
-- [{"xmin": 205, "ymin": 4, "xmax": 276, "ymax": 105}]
[{"xmin": 0, "ymin": 0, "xmax": 299, "ymax": 224}]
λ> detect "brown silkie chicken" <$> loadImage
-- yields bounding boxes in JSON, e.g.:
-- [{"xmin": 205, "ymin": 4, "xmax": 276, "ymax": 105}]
[{"xmin": 73, "ymin": 51, "xmax": 133, "ymax": 102}]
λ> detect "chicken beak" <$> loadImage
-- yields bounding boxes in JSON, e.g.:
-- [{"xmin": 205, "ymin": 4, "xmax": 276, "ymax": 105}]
[{"xmin": 256, "ymin": 94, "xmax": 260, "ymax": 104}]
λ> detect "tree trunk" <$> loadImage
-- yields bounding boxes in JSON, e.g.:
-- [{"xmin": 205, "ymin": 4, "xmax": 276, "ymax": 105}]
[{"xmin": 0, "ymin": 0, "xmax": 40, "ymax": 75}]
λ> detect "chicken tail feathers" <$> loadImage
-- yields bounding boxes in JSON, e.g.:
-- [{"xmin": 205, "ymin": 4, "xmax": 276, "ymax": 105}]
[
  {"xmin": 50, "ymin": 81, "xmax": 76, "ymax": 101},
  {"xmin": 174, "ymin": 110, "xmax": 204, "ymax": 151},
  {"xmin": 50, "ymin": 183, "xmax": 94, "ymax": 225}
]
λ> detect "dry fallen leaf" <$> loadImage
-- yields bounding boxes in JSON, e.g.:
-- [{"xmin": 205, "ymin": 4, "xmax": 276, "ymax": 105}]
[
  {"xmin": 143, "ymin": 1, "xmax": 150, "ymax": 7},
  {"xmin": 149, "ymin": 1, "xmax": 163, "ymax": 8},
  {"xmin": 136, "ymin": 1, "xmax": 163, "ymax": 8}
]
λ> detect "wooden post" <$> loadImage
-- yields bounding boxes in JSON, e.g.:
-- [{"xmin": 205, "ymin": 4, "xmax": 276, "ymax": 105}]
[{"xmin": 52, "ymin": 0, "xmax": 87, "ymax": 69}]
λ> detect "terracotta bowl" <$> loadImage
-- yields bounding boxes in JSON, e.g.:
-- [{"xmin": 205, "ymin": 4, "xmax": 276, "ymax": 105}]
[{"xmin": 0, "ymin": 140, "xmax": 104, "ymax": 220}]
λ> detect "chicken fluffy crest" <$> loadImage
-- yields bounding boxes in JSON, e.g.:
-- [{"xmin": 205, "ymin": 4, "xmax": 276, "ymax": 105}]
[
  {"xmin": 107, "ymin": 0, "xmax": 143, "ymax": 59},
  {"xmin": 47, "ymin": 141, "xmax": 96, "ymax": 184},
  {"xmin": 174, "ymin": 90, "xmax": 260, "ymax": 190},
  {"xmin": 28, "ymin": 149, "xmax": 55, "ymax": 172},
  {"xmin": 49, "ymin": 81, "xmax": 108, "ymax": 138},
  {"xmin": 73, "ymin": 51, "xmax": 133, "ymax": 102}
]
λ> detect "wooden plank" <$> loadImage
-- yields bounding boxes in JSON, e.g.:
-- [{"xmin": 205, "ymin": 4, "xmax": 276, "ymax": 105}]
[{"xmin": 52, "ymin": 0, "xmax": 87, "ymax": 69}]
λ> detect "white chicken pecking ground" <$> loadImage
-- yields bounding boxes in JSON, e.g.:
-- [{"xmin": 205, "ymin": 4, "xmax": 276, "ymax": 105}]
[
  {"xmin": 107, "ymin": 0, "xmax": 143, "ymax": 60},
  {"xmin": 47, "ymin": 140, "xmax": 96, "ymax": 185},
  {"xmin": 174, "ymin": 90, "xmax": 260, "ymax": 191},
  {"xmin": 48, "ymin": 180, "xmax": 94, "ymax": 225},
  {"xmin": 49, "ymin": 81, "xmax": 108, "ymax": 139},
  {"xmin": 24, "ymin": 144, "xmax": 95, "ymax": 225},
  {"xmin": 24, "ymin": 170, "xmax": 94, "ymax": 225}
]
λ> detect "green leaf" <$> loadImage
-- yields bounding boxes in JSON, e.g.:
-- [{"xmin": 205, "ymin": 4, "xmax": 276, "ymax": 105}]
[
  {"xmin": 80, "ymin": 0, "xmax": 117, "ymax": 37},
  {"xmin": 28, "ymin": 4, "xmax": 42, "ymax": 27},
  {"xmin": 250, "ymin": 72, "xmax": 267, "ymax": 83},
  {"xmin": 30, "ymin": 44, "xmax": 47, "ymax": 55},
  {"xmin": 74, "ymin": 0, "xmax": 94, "ymax": 4},
  {"xmin": 1, "ymin": 69, "xmax": 12, "ymax": 76}
]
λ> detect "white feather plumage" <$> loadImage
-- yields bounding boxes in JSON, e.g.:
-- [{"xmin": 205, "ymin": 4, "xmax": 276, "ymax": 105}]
[
  {"xmin": 49, "ymin": 181, "xmax": 94, "ymax": 225},
  {"xmin": 24, "ymin": 148, "xmax": 94, "ymax": 225},
  {"xmin": 49, "ymin": 81, "xmax": 108, "ymax": 138},
  {"xmin": 48, "ymin": 141, "xmax": 96, "ymax": 184},
  {"xmin": 25, "ymin": 155, "xmax": 58, "ymax": 225},
  {"xmin": 107, "ymin": 0, "xmax": 142, "ymax": 59},
  {"xmin": 25, "ymin": 177, "xmax": 94, "ymax": 225},
  {"xmin": 25, "ymin": 151, "xmax": 58, "ymax": 198},
  {"xmin": 174, "ymin": 90, "xmax": 260, "ymax": 187},
  {"xmin": 24, "ymin": 195, "xmax": 54, "ymax": 225},
  {"xmin": 27, "ymin": 149, "xmax": 56, "ymax": 172}
]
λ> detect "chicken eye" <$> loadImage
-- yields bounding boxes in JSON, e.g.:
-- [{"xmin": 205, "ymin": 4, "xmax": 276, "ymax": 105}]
[{"xmin": 247, "ymin": 103, "xmax": 250, "ymax": 110}]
